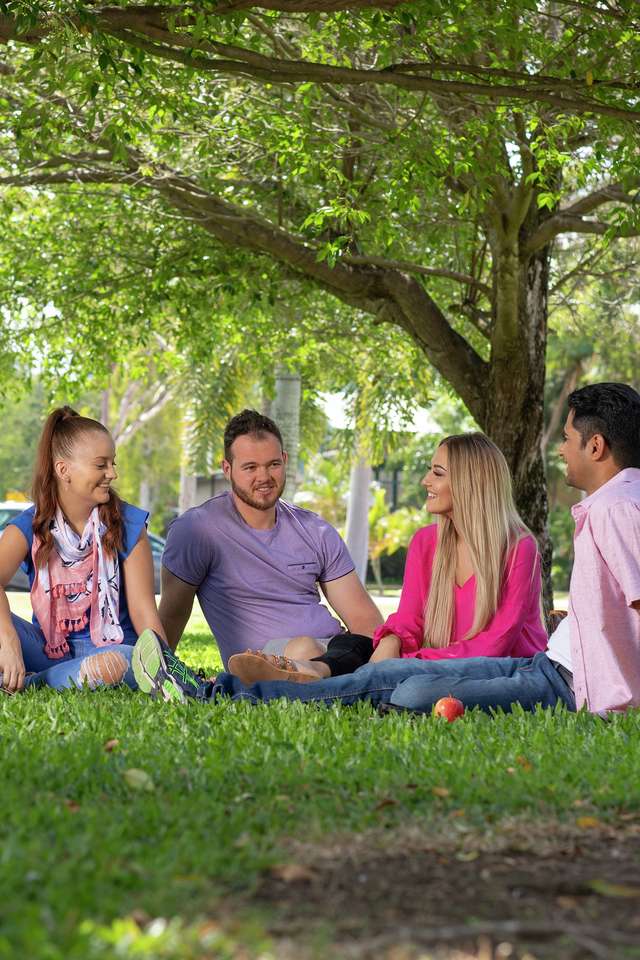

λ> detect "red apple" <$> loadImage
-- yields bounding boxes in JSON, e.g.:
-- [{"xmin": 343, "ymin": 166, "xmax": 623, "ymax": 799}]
[{"xmin": 433, "ymin": 695, "xmax": 465, "ymax": 722}]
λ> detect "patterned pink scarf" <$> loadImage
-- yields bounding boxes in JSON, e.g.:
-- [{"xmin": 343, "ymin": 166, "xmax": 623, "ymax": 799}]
[{"xmin": 30, "ymin": 507, "xmax": 123, "ymax": 659}]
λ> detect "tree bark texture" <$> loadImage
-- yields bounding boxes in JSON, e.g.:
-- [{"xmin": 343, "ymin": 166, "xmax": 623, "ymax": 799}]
[{"xmin": 483, "ymin": 203, "xmax": 553, "ymax": 611}]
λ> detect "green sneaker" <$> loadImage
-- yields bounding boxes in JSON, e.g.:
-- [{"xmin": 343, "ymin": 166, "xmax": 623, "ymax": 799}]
[{"xmin": 132, "ymin": 630, "xmax": 202, "ymax": 703}]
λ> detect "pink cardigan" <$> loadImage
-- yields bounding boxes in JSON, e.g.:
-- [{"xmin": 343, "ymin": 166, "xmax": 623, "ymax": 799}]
[{"xmin": 373, "ymin": 524, "xmax": 547, "ymax": 660}]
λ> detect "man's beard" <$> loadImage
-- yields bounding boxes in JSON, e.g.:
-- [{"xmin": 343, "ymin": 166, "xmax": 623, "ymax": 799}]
[{"xmin": 230, "ymin": 475, "xmax": 286, "ymax": 511}]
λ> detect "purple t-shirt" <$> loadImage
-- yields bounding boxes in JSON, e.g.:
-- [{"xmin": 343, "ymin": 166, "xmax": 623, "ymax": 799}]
[{"xmin": 162, "ymin": 491, "xmax": 354, "ymax": 665}]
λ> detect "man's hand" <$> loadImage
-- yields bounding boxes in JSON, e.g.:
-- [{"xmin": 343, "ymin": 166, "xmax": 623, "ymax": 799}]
[
  {"xmin": 369, "ymin": 634, "xmax": 401, "ymax": 663},
  {"xmin": 0, "ymin": 639, "xmax": 26, "ymax": 693}
]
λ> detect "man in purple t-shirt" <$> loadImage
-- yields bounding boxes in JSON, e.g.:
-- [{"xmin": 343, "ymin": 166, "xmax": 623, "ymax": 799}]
[{"xmin": 159, "ymin": 409, "xmax": 382, "ymax": 667}]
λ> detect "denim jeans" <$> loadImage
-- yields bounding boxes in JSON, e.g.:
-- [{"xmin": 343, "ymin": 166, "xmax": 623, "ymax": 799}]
[
  {"xmin": 204, "ymin": 652, "xmax": 575, "ymax": 714},
  {"xmin": 12, "ymin": 614, "xmax": 137, "ymax": 691}
]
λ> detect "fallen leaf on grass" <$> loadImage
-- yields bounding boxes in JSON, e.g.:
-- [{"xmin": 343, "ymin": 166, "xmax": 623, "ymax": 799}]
[
  {"xmin": 197, "ymin": 921, "xmax": 222, "ymax": 943},
  {"xmin": 122, "ymin": 768, "xmax": 154, "ymax": 791},
  {"xmin": 556, "ymin": 895, "xmax": 580, "ymax": 910},
  {"xmin": 455, "ymin": 850, "xmax": 479, "ymax": 861},
  {"xmin": 589, "ymin": 879, "xmax": 640, "ymax": 898},
  {"xmin": 270, "ymin": 863, "xmax": 316, "ymax": 883},
  {"xmin": 233, "ymin": 792, "xmax": 254, "ymax": 803},
  {"xmin": 103, "ymin": 738, "xmax": 119, "ymax": 752},
  {"xmin": 432, "ymin": 786, "xmax": 450, "ymax": 798},
  {"xmin": 515, "ymin": 755, "xmax": 533, "ymax": 772},
  {"xmin": 374, "ymin": 797, "xmax": 398, "ymax": 810},
  {"xmin": 576, "ymin": 816, "xmax": 602, "ymax": 829}
]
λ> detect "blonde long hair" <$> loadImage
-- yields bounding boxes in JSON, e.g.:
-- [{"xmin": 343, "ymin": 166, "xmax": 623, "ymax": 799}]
[{"xmin": 423, "ymin": 433, "xmax": 531, "ymax": 649}]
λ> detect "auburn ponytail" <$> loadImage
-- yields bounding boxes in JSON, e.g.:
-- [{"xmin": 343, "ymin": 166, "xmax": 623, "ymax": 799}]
[{"xmin": 32, "ymin": 407, "xmax": 124, "ymax": 567}]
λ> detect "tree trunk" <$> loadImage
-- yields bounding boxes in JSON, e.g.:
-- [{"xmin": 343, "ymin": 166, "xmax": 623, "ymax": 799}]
[
  {"xmin": 178, "ymin": 464, "xmax": 198, "ymax": 514},
  {"xmin": 272, "ymin": 367, "xmax": 301, "ymax": 502},
  {"xmin": 371, "ymin": 555, "xmax": 384, "ymax": 596},
  {"xmin": 138, "ymin": 477, "xmax": 151, "ymax": 512},
  {"xmin": 484, "ymin": 208, "xmax": 553, "ymax": 613},
  {"xmin": 100, "ymin": 389, "xmax": 110, "ymax": 430},
  {"xmin": 345, "ymin": 456, "xmax": 372, "ymax": 584}
]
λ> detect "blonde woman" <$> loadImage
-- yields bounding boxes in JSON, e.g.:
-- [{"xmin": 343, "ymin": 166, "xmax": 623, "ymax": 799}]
[{"xmin": 369, "ymin": 433, "xmax": 546, "ymax": 664}]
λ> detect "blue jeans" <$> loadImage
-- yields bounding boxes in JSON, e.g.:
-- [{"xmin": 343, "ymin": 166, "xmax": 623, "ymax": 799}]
[
  {"xmin": 204, "ymin": 653, "xmax": 575, "ymax": 713},
  {"xmin": 12, "ymin": 614, "xmax": 137, "ymax": 690}
]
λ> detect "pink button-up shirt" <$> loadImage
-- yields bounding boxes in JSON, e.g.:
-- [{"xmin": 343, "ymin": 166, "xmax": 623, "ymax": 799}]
[
  {"xmin": 373, "ymin": 524, "xmax": 546, "ymax": 660},
  {"xmin": 569, "ymin": 467, "xmax": 640, "ymax": 714}
]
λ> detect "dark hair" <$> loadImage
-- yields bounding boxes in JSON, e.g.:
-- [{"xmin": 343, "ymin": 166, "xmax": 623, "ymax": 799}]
[
  {"xmin": 223, "ymin": 409, "xmax": 284, "ymax": 461},
  {"xmin": 567, "ymin": 382, "xmax": 640, "ymax": 469},
  {"xmin": 32, "ymin": 406, "xmax": 124, "ymax": 567}
]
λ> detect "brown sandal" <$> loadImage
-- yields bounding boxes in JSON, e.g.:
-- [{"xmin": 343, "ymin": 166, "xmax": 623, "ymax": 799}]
[{"xmin": 227, "ymin": 650, "xmax": 318, "ymax": 685}]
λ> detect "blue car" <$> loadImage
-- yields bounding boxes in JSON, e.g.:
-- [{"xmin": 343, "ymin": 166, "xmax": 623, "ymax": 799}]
[{"xmin": 0, "ymin": 501, "xmax": 165, "ymax": 593}]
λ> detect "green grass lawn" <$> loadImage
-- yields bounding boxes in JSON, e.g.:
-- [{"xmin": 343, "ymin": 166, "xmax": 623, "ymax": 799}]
[
  {"xmin": 3, "ymin": 676, "xmax": 639, "ymax": 959},
  {"xmin": 1, "ymin": 591, "xmax": 621, "ymax": 960}
]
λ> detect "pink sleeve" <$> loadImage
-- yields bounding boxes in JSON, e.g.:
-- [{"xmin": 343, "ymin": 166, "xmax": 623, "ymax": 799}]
[
  {"xmin": 406, "ymin": 535, "xmax": 541, "ymax": 661},
  {"xmin": 372, "ymin": 527, "xmax": 435, "ymax": 655},
  {"xmin": 588, "ymin": 501, "xmax": 640, "ymax": 606}
]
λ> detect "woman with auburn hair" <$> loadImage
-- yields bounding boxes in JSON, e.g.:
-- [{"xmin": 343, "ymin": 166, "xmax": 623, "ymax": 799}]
[
  {"xmin": 131, "ymin": 433, "xmax": 547, "ymax": 702},
  {"xmin": 0, "ymin": 406, "xmax": 167, "ymax": 693}
]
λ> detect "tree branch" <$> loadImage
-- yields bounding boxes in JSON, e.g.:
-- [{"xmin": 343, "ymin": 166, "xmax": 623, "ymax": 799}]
[
  {"xmin": 152, "ymin": 172, "xmax": 490, "ymax": 414},
  {"xmin": 560, "ymin": 180, "xmax": 640, "ymax": 217},
  {"xmin": 391, "ymin": 59, "xmax": 640, "ymax": 94},
  {"xmin": 106, "ymin": 30, "xmax": 640, "ymax": 123},
  {"xmin": 1, "ymin": 10, "xmax": 639, "ymax": 123},
  {"xmin": 343, "ymin": 254, "xmax": 492, "ymax": 297},
  {"xmin": 0, "ymin": 169, "xmax": 137, "ymax": 187},
  {"xmin": 524, "ymin": 180, "xmax": 640, "ymax": 255},
  {"xmin": 550, "ymin": 244, "xmax": 608, "ymax": 295},
  {"xmin": 111, "ymin": 379, "xmax": 141, "ymax": 441},
  {"xmin": 0, "ymin": 155, "xmax": 489, "ymax": 419},
  {"xmin": 114, "ymin": 383, "xmax": 175, "ymax": 445},
  {"xmin": 524, "ymin": 211, "xmax": 640, "ymax": 256},
  {"xmin": 542, "ymin": 356, "xmax": 587, "ymax": 455}
]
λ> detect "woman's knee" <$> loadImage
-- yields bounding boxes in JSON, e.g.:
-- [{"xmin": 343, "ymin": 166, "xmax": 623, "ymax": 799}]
[{"xmin": 78, "ymin": 650, "xmax": 129, "ymax": 688}]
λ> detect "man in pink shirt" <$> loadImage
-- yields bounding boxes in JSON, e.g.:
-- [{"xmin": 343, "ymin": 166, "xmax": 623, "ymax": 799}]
[{"xmin": 559, "ymin": 382, "xmax": 640, "ymax": 713}]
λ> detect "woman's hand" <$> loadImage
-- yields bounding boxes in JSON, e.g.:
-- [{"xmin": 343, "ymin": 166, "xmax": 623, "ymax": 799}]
[
  {"xmin": 0, "ymin": 638, "xmax": 26, "ymax": 693},
  {"xmin": 369, "ymin": 634, "xmax": 402, "ymax": 663}
]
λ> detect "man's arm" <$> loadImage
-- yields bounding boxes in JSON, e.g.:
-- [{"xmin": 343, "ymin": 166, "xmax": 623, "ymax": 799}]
[
  {"xmin": 159, "ymin": 566, "xmax": 198, "ymax": 650},
  {"xmin": 320, "ymin": 571, "xmax": 383, "ymax": 636}
]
